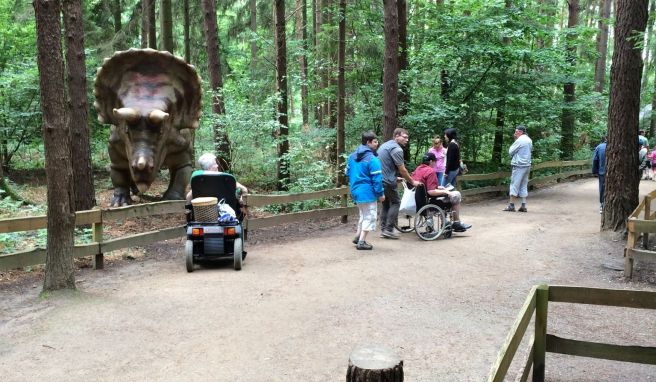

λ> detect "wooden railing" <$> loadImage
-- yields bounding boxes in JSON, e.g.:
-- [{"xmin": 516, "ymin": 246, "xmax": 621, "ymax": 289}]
[
  {"xmin": 0, "ymin": 160, "xmax": 590, "ymax": 271},
  {"xmin": 487, "ymin": 285, "xmax": 656, "ymax": 382},
  {"xmin": 625, "ymin": 188, "xmax": 656, "ymax": 278}
]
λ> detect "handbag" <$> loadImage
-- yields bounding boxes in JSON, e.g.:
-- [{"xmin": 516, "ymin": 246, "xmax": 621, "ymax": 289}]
[
  {"xmin": 458, "ymin": 162, "xmax": 468, "ymax": 175},
  {"xmin": 399, "ymin": 181, "xmax": 417, "ymax": 216}
]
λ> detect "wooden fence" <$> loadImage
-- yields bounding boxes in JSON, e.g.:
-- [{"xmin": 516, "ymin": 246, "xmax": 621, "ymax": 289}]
[
  {"xmin": 487, "ymin": 285, "xmax": 656, "ymax": 382},
  {"xmin": 625, "ymin": 188, "xmax": 656, "ymax": 278},
  {"xmin": 0, "ymin": 160, "xmax": 590, "ymax": 271}
]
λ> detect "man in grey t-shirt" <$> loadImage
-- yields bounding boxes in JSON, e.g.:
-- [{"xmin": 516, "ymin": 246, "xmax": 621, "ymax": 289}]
[
  {"xmin": 377, "ymin": 128, "xmax": 421, "ymax": 239},
  {"xmin": 503, "ymin": 125, "xmax": 533, "ymax": 212}
]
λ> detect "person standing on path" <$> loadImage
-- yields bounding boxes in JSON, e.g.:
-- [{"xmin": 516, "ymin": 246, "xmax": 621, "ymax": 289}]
[
  {"xmin": 503, "ymin": 125, "xmax": 533, "ymax": 212},
  {"xmin": 592, "ymin": 136, "xmax": 607, "ymax": 214},
  {"xmin": 442, "ymin": 128, "xmax": 461, "ymax": 188},
  {"xmin": 428, "ymin": 138, "xmax": 447, "ymax": 186},
  {"xmin": 377, "ymin": 128, "xmax": 421, "ymax": 239},
  {"xmin": 345, "ymin": 131, "xmax": 385, "ymax": 250}
]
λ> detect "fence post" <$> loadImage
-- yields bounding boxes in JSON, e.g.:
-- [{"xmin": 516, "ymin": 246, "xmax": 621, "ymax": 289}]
[
  {"xmin": 341, "ymin": 193, "xmax": 348, "ymax": 223},
  {"xmin": 533, "ymin": 284, "xmax": 549, "ymax": 382},
  {"xmin": 643, "ymin": 196, "xmax": 651, "ymax": 249},
  {"xmin": 92, "ymin": 210, "xmax": 104, "ymax": 270}
]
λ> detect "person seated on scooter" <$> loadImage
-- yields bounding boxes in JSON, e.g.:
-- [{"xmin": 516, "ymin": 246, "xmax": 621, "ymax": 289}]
[
  {"xmin": 185, "ymin": 152, "xmax": 249, "ymax": 216},
  {"xmin": 411, "ymin": 152, "xmax": 472, "ymax": 232}
]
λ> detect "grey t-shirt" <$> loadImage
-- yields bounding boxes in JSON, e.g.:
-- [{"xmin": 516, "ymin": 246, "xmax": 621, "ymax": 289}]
[{"xmin": 377, "ymin": 139, "xmax": 405, "ymax": 186}]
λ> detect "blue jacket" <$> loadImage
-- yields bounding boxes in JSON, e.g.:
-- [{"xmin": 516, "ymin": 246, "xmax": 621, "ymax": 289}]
[
  {"xmin": 592, "ymin": 142, "xmax": 606, "ymax": 176},
  {"xmin": 345, "ymin": 144, "xmax": 384, "ymax": 203}
]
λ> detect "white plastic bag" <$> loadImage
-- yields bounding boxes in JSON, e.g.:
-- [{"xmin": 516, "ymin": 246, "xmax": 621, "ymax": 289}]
[
  {"xmin": 399, "ymin": 182, "xmax": 416, "ymax": 215},
  {"xmin": 217, "ymin": 199, "xmax": 238, "ymax": 224}
]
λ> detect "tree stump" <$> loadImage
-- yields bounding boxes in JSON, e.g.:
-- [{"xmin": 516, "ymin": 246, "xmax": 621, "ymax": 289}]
[{"xmin": 346, "ymin": 344, "xmax": 403, "ymax": 382}]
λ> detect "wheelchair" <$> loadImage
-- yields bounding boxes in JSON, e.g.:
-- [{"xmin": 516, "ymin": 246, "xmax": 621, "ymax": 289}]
[
  {"xmin": 395, "ymin": 183, "xmax": 454, "ymax": 241},
  {"xmin": 184, "ymin": 173, "xmax": 246, "ymax": 272}
]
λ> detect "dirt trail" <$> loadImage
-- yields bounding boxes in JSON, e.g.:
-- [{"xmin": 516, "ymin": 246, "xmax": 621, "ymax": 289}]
[{"xmin": 1, "ymin": 178, "xmax": 655, "ymax": 381}]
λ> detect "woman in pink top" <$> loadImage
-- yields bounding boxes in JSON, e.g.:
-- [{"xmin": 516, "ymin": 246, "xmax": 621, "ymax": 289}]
[{"xmin": 428, "ymin": 137, "xmax": 447, "ymax": 186}]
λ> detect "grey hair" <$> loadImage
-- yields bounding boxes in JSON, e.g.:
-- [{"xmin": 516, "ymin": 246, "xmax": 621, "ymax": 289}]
[{"xmin": 197, "ymin": 153, "xmax": 217, "ymax": 170}]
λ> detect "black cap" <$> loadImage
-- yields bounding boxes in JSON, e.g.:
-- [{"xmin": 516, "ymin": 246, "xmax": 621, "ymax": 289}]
[
  {"xmin": 515, "ymin": 125, "xmax": 527, "ymax": 133},
  {"xmin": 422, "ymin": 152, "xmax": 437, "ymax": 163}
]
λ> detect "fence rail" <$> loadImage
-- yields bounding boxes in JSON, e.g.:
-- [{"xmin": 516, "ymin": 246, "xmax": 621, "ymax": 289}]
[
  {"xmin": 625, "ymin": 188, "xmax": 656, "ymax": 278},
  {"xmin": 0, "ymin": 160, "xmax": 590, "ymax": 271},
  {"xmin": 487, "ymin": 285, "xmax": 656, "ymax": 382}
]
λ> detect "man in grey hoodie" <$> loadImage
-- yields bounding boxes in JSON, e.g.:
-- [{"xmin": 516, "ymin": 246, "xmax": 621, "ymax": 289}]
[{"xmin": 503, "ymin": 125, "xmax": 533, "ymax": 212}]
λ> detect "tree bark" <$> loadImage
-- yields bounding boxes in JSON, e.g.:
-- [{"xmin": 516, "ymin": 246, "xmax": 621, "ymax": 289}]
[
  {"xmin": 145, "ymin": 0, "xmax": 156, "ymax": 48},
  {"xmin": 112, "ymin": 0, "xmax": 122, "ymax": 49},
  {"xmin": 34, "ymin": 0, "xmax": 76, "ymax": 291},
  {"xmin": 183, "ymin": 0, "xmax": 190, "ymax": 62},
  {"xmin": 250, "ymin": 0, "xmax": 257, "ymax": 84},
  {"xmin": 651, "ymin": 61, "xmax": 656, "ymax": 138},
  {"xmin": 63, "ymin": 0, "xmax": 95, "ymax": 212},
  {"xmin": 561, "ymin": 0, "xmax": 579, "ymax": 160},
  {"xmin": 382, "ymin": 0, "xmax": 399, "ymax": 141},
  {"xmin": 336, "ymin": 0, "xmax": 346, "ymax": 187},
  {"xmin": 275, "ymin": 0, "xmax": 290, "ymax": 191},
  {"xmin": 346, "ymin": 345, "xmax": 403, "ymax": 382},
  {"xmin": 594, "ymin": 0, "xmax": 612, "ymax": 92},
  {"xmin": 397, "ymin": 0, "xmax": 409, "ymax": 120},
  {"xmin": 160, "ymin": 0, "xmax": 173, "ymax": 52},
  {"xmin": 201, "ymin": 0, "xmax": 231, "ymax": 171},
  {"xmin": 140, "ymin": 0, "xmax": 148, "ymax": 47},
  {"xmin": 492, "ymin": 0, "xmax": 512, "ymax": 166},
  {"xmin": 602, "ymin": 0, "xmax": 648, "ymax": 231},
  {"xmin": 296, "ymin": 0, "xmax": 309, "ymax": 128}
]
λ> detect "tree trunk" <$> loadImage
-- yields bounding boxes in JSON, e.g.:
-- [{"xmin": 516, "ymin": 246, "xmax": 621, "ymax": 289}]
[
  {"xmin": 63, "ymin": 0, "xmax": 95, "ymax": 212},
  {"xmin": 492, "ymin": 0, "xmax": 512, "ymax": 166},
  {"xmin": 140, "ymin": 0, "xmax": 148, "ymax": 47},
  {"xmin": 561, "ymin": 0, "xmax": 579, "ymax": 161},
  {"xmin": 382, "ymin": 0, "xmax": 399, "ymax": 141},
  {"xmin": 112, "ymin": 0, "xmax": 122, "ymax": 49},
  {"xmin": 641, "ymin": 0, "xmax": 655, "ymax": 94},
  {"xmin": 146, "ymin": 0, "xmax": 156, "ymax": 48},
  {"xmin": 183, "ymin": 0, "xmax": 190, "ymax": 62},
  {"xmin": 602, "ymin": 0, "xmax": 648, "ymax": 231},
  {"xmin": 594, "ymin": 0, "xmax": 612, "ymax": 92},
  {"xmin": 336, "ymin": 0, "xmax": 346, "ymax": 187},
  {"xmin": 651, "ymin": 62, "xmax": 656, "ymax": 138},
  {"xmin": 397, "ymin": 0, "xmax": 409, "ymax": 120},
  {"xmin": 160, "ymin": 0, "xmax": 173, "ymax": 52},
  {"xmin": 201, "ymin": 0, "xmax": 231, "ymax": 171},
  {"xmin": 275, "ymin": 0, "xmax": 290, "ymax": 191},
  {"xmin": 34, "ymin": 0, "xmax": 76, "ymax": 291},
  {"xmin": 296, "ymin": 0, "xmax": 309, "ymax": 128},
  {"xmin": 250, "ymin": 0, "xmax": 257, "ymax": 84},
  {"xmin": 346, "ymin": 345, "xmax": 403, "ymax": 382}
]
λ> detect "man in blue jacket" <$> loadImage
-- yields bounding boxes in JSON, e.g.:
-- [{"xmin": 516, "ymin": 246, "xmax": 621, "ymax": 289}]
[
  {"xmin": 346, "ymin": 131, "xmax": 385, "ymax": 250},
  {"xmin": 592, "ymin": 136, "xmax": 607, "ymax": 214}
]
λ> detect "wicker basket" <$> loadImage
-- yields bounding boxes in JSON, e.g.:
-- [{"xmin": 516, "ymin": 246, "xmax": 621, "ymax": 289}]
[{"xmin": 191, "ymin": 197, "xmax": 218, "ymax": 222}]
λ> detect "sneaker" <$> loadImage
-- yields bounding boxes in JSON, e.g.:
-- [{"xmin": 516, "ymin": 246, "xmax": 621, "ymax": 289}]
[
  {"xmin": 503, "ymin": 205, "xmax": 516, "ymax": 212},
  {"xmin": 356, "ymin": 241, "xmax": 373, "ymax": 250},
  {"xmin": 381, "ymin": 230, "xmax": 399, "ymax": 239},
  {"xmin": 352, "ymin": 235, "xmax": 360, "ymax": 245},
  {"xmin": 518, "ymin": 206, "xmax": 527, "ymax": 212},
  {"xmin": 452, "ymin": 221, "xmax": 471, "ymax": 232},
  {"xmin": 599, "ymin": 206, "xmax": 603, "ymax": 214}
]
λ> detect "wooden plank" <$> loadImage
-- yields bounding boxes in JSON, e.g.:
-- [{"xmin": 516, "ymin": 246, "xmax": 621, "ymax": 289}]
[
  {"xmin": 0, "ymin": 209, "xmax": 103, "ymax": 234},
  {"xmin": 560, "ymin": 159, "xmax": 589, "ymax": 167},
  {"xmin": 548, "ymin": 286, "xmax": 656, "ymax": 309},
  {"xmin": 533, "ymin": 285, "xmax": 548, "ymax": 382},
  {"xmin": 529, "ymin": 169, "xmax": 591, "ymax": 188},
  {"xmin": 631, "ymin": 199, "xmax": 646, "ymax": 219},
  {"xmin": 102, "ymin": 200, "xmax": 186, "ymax": 221},
  {"xmin": 626, "ymin": 248, "xmax": 656, "ymax": 266},
  {"xmin": 246, "ymin": 187, "xmax": 350, "ymax": 207},
  {"xmin": 515, "ymin": 340, "xmax": 534, "ymax": 382},
  {"xmin": 247, "ymin": 206, "xmax": 358, "ymax": 230},
  {"xmin": 100, "ymin": 225, "xmax": 185, "ymax": 253},
  {"xmin": 530, "ymin": 161, "xmax": 563, "ymax": 171},
  {"xmin": 627, "ymin": 218, "xmax": 656, "ymax": 234},
  {"xmin": 460, "ymin": 172, "xmax": 509, "ymax": 181},
  {"xmin": 644, "ymin": 197, "xmax": 651, "ymax": 248},
  {"xmin": 462, "ymin": 185, "xmax": 507, "ymax": 196},
  {"xmin": 75, "ymin": 209, "xmax": 102, "ymax": 226},
  {"xmin": 0, "ymin": 243, "xmax": 100, "ymax": 271},
  {"xmin": 487, "ymin": 286, "xmax": 537, "ymax": 382},
  {"xmin": 546, "ymin": 335, "xmax": 656, "ymax": 365}
]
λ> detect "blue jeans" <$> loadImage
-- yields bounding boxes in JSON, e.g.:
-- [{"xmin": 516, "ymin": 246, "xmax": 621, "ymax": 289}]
[
  {"xmin": 443, "ymin": 169, "xmax": 458, "ymax": 188},
  {"xmin": 598, "ymin": 174, "xmax": 605, "ymax": 205},
  {"xmin": 436, "ymin": 172, "xmax": 444, "ymax": 187}
]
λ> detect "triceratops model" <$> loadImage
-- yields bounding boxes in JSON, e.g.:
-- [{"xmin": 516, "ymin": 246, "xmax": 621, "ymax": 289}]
[{"xmin": 94, "ymin": 48, "xmax": 202, "ymax": 206}]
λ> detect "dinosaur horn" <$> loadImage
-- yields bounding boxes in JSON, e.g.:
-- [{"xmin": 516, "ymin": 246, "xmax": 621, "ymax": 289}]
[
  {"xmin": 149, "ymin": 109, "xmax": 170, "ymax": 124},
  {"xmin": 113, "ymin": 107, "xmax": 140, "ymax": 122}
]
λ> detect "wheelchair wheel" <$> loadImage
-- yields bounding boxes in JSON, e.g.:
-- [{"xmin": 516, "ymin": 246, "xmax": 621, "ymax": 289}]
[
  {"xmin": 233, "ymin": 238, "xmax": 243, "ymax": 271},
  {"xmin": 394, "ymin": 213, "xmax": 415, "ymax": 233},
  {"xmin": 414, "ymin": 205, "xmax": 446, "ymax": 241},
  {"xmin": 185, "ymin": 240, "xmax": 194, "ymax": 272}
]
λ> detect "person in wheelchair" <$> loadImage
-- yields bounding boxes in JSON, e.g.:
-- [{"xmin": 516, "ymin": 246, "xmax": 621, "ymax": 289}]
[
  {"xmin": 186, "ymin": 152, "xmax": 248, "ymax": 217},
  {"xmin": 411, "ymin": 152, "xmax": 472, "ymax": 232}
]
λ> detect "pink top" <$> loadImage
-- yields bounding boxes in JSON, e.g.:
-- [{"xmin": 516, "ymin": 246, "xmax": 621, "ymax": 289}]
[
  {"xmin": 651, "ymin": 151, "xmax": 656, "ymax": 166},
  {"xmin": 429, "ymin": 146, "xmax": 447, "ymax": 173}
]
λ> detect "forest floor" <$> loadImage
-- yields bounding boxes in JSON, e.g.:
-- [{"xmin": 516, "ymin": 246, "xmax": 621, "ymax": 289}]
[{"xmin": 0, "ymin": 176, "xmax": 655, "ymax": 381}]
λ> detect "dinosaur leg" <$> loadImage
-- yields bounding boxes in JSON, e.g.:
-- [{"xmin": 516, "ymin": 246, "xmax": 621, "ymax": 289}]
[
  {"xmin": 163, "ymin": 163, "xmax": 192, "ymax": 200},
  {"xmin": 110, "ymin": 165, "xmax": 134, "ymax": 206}
]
